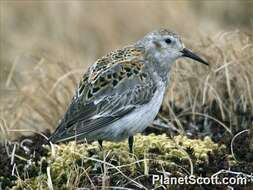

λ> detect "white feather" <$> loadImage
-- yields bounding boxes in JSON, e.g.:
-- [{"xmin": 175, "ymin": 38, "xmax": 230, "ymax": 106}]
[{"xmin": 89, "ymin": 82, "xmax": 165, "ymax": 141}]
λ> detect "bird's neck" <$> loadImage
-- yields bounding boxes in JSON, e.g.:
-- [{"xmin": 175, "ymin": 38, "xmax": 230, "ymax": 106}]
[
  {"xmin": 156, "ymin": 65, "xmax": 171, "ymax": 86},
  {"xmin": 145, "ymin": 54, "xmax": 172, "ymax": 86}
]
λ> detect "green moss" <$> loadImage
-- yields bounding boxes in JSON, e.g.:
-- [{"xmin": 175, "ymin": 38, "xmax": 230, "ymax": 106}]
[{"xmin": 11, "ymin": 134, "xmax": 227, "ymax": 189}]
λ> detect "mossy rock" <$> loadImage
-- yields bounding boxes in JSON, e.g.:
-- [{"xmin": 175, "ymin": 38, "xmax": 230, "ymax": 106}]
[{"xmin": 9, "ymin": 134, "xmax": 229, "ymax": 189}]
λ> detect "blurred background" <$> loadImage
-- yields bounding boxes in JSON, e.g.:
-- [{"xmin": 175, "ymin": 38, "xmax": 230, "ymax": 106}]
[{"xmin": 0, "ymin": 1, "xmax": 253, "ymax": 140}]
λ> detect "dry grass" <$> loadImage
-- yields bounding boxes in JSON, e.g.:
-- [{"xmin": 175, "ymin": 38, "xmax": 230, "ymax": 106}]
[
  {"xmin": 167, "ymin": 31, "xmax": 253, "ymax": 131},
  {"xmin": 0, "ymin": 1, "xmax": 253, "ymax": 189},
  {"xmin": 1, "ymin": 1, "xmax": 253, "ymax": 139},
  {"xmin": 1, "ymin": 30, "xmax": 253, "ymax": 141}
]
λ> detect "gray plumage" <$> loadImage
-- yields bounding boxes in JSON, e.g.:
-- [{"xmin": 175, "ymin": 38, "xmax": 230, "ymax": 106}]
[{"xmin": 49, "ymin": 29, "xmax": 208, "ymax": 147}]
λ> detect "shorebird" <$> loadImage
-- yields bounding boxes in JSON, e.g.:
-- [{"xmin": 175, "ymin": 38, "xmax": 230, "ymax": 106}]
[{"xmin": 49, "ymin": 29, "xmax": 208, "ymax": 153}]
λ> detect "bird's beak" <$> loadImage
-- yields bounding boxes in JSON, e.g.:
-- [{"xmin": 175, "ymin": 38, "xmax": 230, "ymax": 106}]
[{"xmin": 180, "ymin": 48, "xmax": 208, "ymax": 66}]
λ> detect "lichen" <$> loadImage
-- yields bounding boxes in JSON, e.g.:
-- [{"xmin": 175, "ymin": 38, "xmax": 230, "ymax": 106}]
[{"xmin": 10, "ymin": 134, "xmax": 228, "ymax": 189}]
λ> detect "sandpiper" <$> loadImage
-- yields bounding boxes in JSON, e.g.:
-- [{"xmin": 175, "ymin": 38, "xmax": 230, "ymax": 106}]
[{"xmin": 49, "ymin": 29, "xmax": 208, "ymax": 153}]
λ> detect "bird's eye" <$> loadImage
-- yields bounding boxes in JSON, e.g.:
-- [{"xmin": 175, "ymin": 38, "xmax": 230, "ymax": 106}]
[{"xmin": 165, "ymin": 38, "xmax": 172, "ymax": 44}]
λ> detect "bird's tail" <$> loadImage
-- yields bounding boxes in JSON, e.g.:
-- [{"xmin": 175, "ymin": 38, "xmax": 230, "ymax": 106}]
[
  {"xmin": 48, "ymin": 120, "xmax": 66, "ymax": 144},
  {"xmin": 48, "ymin": 119, "xmax": 78, "ymax": 144}
]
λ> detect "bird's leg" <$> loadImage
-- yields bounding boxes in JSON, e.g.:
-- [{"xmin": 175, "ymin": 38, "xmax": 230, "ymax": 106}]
[
  {"xmin": 98, "ymin": 140, "xmax": 103, "ymax": 150},
  {"xmin": 128, "ymin": 136, "xmax": 134, "ymax": 153}
]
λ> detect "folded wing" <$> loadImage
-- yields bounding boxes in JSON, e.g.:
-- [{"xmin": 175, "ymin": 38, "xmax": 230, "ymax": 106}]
[{"xmin": 49, "ymin": 46, "xmax": 156, "ymax": 143}]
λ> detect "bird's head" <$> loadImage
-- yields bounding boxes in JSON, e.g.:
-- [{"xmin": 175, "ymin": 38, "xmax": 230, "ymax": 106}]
[{"xmin": 138, "ymin": 29, "xmax": 208, "ymax": 69}]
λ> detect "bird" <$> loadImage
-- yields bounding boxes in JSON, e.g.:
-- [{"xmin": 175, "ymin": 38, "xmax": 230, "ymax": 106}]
[{"xmin": 49, "ymin": 29, "xmax": 208, "ymax": 153}]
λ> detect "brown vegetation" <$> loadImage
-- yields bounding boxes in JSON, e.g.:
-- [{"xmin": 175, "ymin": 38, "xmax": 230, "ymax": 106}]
[{"xmin": 0, "ymin": 1, "xmax": 253, "ymax": 189}]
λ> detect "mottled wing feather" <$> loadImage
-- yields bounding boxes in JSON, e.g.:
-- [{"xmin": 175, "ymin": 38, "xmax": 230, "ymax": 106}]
[
  {"xmin": 77, "ymin": 46, "xmax": 145, "ymax": 101},
  {"xmin": 49, "ymin": 46, "xmax": 156, "ymax": 143}
]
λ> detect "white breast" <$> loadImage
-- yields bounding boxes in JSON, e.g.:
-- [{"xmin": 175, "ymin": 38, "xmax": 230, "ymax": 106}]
[{"xmin": 94, "ymin": 82, "xmax": 166, "ymax": 141}]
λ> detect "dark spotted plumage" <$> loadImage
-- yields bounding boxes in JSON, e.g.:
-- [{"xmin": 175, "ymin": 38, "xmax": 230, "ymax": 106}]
[
  {"xmin": 77, "ymin": 47, "xmax": 146, "ymax": 102},
  {"xmin": 49, "ymin": 46, "xmax": 157, "ymax": 143},
  {"xmin": 49, "ymin": 29, "xmax": 208, "ymax": 153}
]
